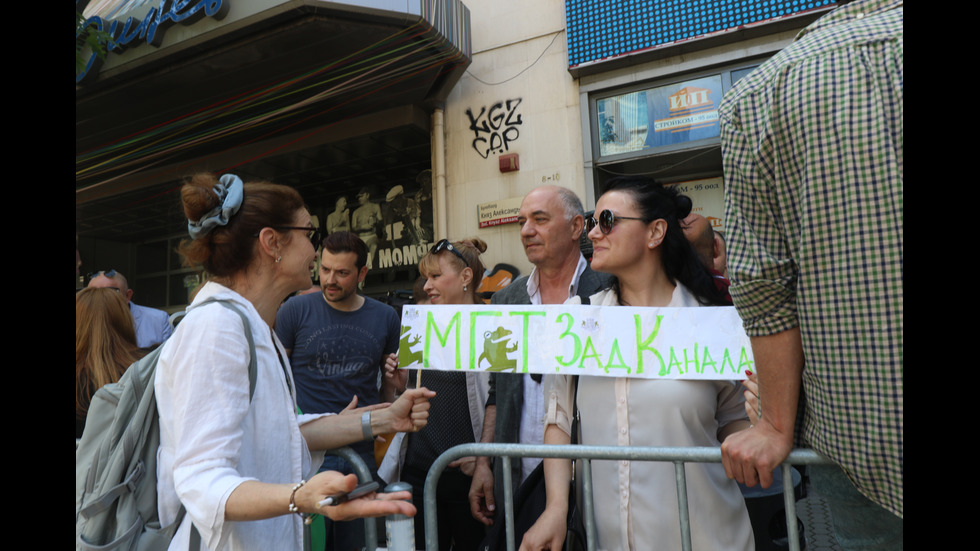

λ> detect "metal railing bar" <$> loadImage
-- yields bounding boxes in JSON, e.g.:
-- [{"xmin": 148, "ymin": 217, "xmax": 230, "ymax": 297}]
[
  {"xmin": 423, "ymin": 444, "xmax": 831, "ymax": 551},
  {"xmin": 782, "ymin": 463, "xmax": 801, "ymax": 551},
  {"xmin": 581, "ymin": 457, "xmax": 596, "ymax": 551},
  {"xmin": 502, "ymin": 455, "xmax": 515, "ymax": 551},
  {"xmin": 324, "ymin": 447, "xmax": 377, "ymax": 551},
  {"xmin": 674, "ymin": 461, "xmax": 692, "ymax": 551}
]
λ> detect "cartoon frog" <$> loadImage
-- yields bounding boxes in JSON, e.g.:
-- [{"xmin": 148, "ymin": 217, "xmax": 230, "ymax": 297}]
[
  {"xmin": 398, "ymin": 325, "xmax": 424, "ymax": 367},
  {"xmin": 478, "ymin": 326, "xmax": 518, "ymax": 372}
]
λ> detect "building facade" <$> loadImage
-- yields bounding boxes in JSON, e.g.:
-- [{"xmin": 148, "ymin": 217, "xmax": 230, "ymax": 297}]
[{"xmin": 76, "ymin": 0, "xmax": 839, "ymax": 309}]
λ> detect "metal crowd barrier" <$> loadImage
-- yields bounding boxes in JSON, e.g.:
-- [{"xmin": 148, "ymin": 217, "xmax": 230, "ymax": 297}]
[
  {"xmin": 424, "ymin": 443, "xmax": 833, "ymax": 551},
  {"xmin": 322, "ymin": 447, "xmax": 378, "ymax": 551}
]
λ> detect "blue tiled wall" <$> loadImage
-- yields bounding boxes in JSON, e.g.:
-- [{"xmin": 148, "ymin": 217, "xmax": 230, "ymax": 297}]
[{"xmin": 566, "ymin": 0, "xmax": 837, "ymax": 67}]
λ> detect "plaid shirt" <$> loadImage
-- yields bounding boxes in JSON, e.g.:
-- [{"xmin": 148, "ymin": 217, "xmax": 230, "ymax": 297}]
[{"xmin": 720, "ymin": 0, "xmax": 903, "ymax": 517}]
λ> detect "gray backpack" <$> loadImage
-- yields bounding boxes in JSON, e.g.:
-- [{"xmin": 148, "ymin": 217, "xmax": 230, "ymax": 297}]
[{"xmin": 76, "ymin": 299, "xmax": 258, "ymax": 550}]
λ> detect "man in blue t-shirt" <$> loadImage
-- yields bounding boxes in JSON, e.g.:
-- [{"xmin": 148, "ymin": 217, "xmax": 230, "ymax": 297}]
[{"xmin": 276, "ymin": 231, "xmax": 405, "ymax": 550}]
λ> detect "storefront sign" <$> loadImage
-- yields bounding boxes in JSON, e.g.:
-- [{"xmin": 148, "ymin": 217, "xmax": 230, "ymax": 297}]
[
  {"xmin": 477, "ymin": 197, "xmax": 523, "ymax": 228},
  {"xmin": 77, "ymin": 0, "xmax": 230, "ymax": 84},
  {"xmin": 596, "ymin": 74, "xmax": 723, "ymax": 156},
  {"xmin": 377, "ymin": 242, "xmax": 433, "ymax": 270},
  {"xmin": 398, "ymin": 304, "xmax": 753, "ymax": 380}
]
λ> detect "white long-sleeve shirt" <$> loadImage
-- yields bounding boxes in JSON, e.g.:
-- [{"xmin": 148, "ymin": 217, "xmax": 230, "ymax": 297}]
[{"xmin": 155, "ymin": 282, "xmax": 325, "ymax": 551}]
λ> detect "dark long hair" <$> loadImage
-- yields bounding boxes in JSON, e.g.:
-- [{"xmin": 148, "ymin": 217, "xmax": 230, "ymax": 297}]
[{"xmin": 601, "ymin": 176, "xmax": 728, "ymax": 306}]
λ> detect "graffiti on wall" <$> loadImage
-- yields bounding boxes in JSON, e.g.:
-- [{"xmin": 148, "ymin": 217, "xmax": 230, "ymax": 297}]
[{"xmin": 466, "ymin": 99, "xmax": 523, "ymax": 158}]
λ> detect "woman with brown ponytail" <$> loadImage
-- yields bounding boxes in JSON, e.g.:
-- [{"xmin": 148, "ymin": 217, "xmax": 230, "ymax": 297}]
[{"xmin": 155, "ymin": 173, "xmax": 435, "ymax": 550}]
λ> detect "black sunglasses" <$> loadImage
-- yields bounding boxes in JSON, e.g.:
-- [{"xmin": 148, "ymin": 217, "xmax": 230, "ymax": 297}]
[
  {"xmin": 87, "ymin": 269, "xmax": 117, "ymax": 280},
  {"xmin": 431, "ymin": 239, "xmax": 467, "ymax": 264},
  {"xmin": 585, "ymin": 210, "xmax": 649, "ymax": 235},
  {"xmin": 261, "ymin": 226, "xmax": 322, "ymax": 247}
]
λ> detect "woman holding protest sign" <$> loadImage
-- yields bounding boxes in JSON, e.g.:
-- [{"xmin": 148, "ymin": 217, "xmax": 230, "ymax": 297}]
[
  {"xmin": 155, "ymin": 173, "xmax": 435, "ymax": 551},
  {"xmin": 388, "ymin": 238, "xmax": 491, "ymax": 551},
  {"xmin": 520, "ymin": 176, "xmax": 753, "ymax": 551}
]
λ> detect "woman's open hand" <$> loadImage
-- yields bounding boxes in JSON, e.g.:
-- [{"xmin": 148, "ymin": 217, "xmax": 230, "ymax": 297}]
[{"xmin": 302, "ymin": 472, "xmax": 415, "ymax": 521}]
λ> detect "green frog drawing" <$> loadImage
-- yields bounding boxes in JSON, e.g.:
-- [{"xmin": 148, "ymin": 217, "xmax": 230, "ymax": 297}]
[
  {"xmin": 478, "ymin": 326, "xmax": 518, "ymax": 372},
  {"xmin": 398, "ymin": 325, "xmax": 424, "ymax": 367}
]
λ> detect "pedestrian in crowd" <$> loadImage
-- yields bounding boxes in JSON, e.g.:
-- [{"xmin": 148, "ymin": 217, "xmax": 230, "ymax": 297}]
[
  {"xmin": 75, "ymin": 287, "xmax": 146, "ymax": 438},
  {"xmin": 275, "ymin": 230, "xmax": 404, "ymax": 551},
  {"xmin": 469, "ymin": 185, "xmax": 609, "ymax": 540},
  {"xmin": 388, "ymin": 238, "xmax": 492, "ymax": 551},
  {"xmin": 521, "ymin": 176, "xmax": 753, "ymax": 551},
  {"xmin": 682, "ymin": 212, "xmax": 731, "ymax": 302},
  {"xmin": 713, "ymin": 230, "xmax": 728, "ymax": 278},
  {"xmin": 719, "ymin": 1, "xmax": 903, "ymax": 548},
  {"xmin": 154, "ymin": 172, "xmax": 434, "ymax": 550},
  {"xmin": 87, "ymin": 268, "xmax": 172, "ymax": 349}
]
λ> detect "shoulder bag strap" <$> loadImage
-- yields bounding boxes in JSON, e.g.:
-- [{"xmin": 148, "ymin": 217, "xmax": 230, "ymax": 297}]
[{"xmin": 183, "ymin": 298, "xmax": 259, "ymax": 550}]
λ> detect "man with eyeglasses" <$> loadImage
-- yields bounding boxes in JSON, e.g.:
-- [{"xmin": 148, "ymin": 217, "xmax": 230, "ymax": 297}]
[
  {"xmin": 468, "ymin": 186, "xmax": 609, "ymax": 535},
  {"xmin": 87, "ymin": 269, "xmax": 172, "ymax": 349},
  {"xmin": 274, "ymin": 231, "xmax": 402, "ymax": 551}
]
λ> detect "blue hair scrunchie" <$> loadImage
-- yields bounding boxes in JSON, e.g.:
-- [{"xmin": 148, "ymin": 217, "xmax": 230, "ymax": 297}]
[{"xmin": 187, "ymin": 174, "xmax": 244, "ymax": 239}]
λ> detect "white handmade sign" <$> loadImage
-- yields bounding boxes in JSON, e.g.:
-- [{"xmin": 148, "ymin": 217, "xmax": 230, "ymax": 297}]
[{"xmin": 397, "ymin": 304, "xmax": 753, "ymax": 380}]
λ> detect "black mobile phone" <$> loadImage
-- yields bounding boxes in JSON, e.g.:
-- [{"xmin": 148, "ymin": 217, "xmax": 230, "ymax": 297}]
[{"xmin": 317, "ymin": 480, "xmax": 380, "ymax": 507}]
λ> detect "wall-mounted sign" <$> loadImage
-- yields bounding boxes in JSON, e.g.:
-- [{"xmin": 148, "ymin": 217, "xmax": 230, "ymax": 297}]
[
  {"xmin": 77, "ymin": 0, "xmax": 230, "ymax": 84},
  {"xmin": 597, "ymin": 74, "xmax": 723, "ymax": 157},
  {"xmin": 477, "ymin": 197, "xmax": 523, "ymax": 228}
]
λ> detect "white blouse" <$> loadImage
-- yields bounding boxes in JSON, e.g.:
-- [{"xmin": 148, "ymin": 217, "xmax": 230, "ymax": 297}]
[
  {"xmin": 155, "ymin": 282, "xmax": 326, "ymax": 551},
  {"xmin": 545, "ymin": 284, "xmax": 754, "ymax": 551}
]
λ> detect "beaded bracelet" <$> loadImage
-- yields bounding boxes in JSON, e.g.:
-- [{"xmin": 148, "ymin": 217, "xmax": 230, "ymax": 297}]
[{"xmin": 288, "ymin": 480, "xmax": 314, "ymax": 525}]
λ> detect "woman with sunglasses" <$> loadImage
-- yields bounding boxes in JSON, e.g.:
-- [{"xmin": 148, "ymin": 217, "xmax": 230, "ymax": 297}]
[
  {"xmin": 155, "ymin": 173, "xmax": 435, "ymax": 551},
  {"xmin": 521, "ymin": 176, "xmax": 752, "ymax": 551},
  {"xmin": 392, "ymin": 238, "xmax": 491, "ymax": 551}
]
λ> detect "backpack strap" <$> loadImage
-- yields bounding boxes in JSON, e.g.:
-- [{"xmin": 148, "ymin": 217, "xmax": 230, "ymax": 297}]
[
  {"xmin": 196, "ymin": 298, "xmax": 258, "ymax": 400},
  {"xmin": 182, "ymin": 297, "xmax": 259, "ymax": 550}
]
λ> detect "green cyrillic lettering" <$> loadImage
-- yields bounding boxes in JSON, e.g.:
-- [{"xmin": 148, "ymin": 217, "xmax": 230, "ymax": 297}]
[
  {"xmin": 425, "ymin": 310, "xmax": 461, "ymax": 370},
  {"xmin": 578, "ymin": 337, "xmax": 602, "ymax": 369},
  {"xmin": 604, "ymin": 339, "xmax": 631, "ymax": 373},
  {"xmin": 510, "ymin": 310, "xmax": 545, "ymax": 372},
  {"xmin": 635, "ymin": 314, "xmax": 665, "ymax": 375},
  {"xmin": 737, "ymin": 347, "xmax": 754, "ymax": 374},
  {"xmin": 555, "ymin": 312, "xmax": 582, "ymax": 370}
]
